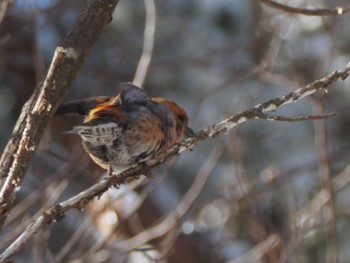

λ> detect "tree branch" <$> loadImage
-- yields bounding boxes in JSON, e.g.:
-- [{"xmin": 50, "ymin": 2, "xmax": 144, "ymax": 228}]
[
  {"xmin": 1, "ymin": 62, "xmax": 349, "ymax": 261},
  {"xmin": 259, "ymin": 0, "xmax": 350, "ymax": 16},
  {"xmin": 226, "ymin": 234, "xmax": 281, "ymax": 263},
  {"xmin": 132, "ymin": 0, "xmax": 156, "ymax": 87},
  {"xmin": 256, "ymin": 112, "xmax": 336, "ymax": 122},
  {"xmin": 0, "ymin": 0, "xmax": 120, "ymax": 230}
]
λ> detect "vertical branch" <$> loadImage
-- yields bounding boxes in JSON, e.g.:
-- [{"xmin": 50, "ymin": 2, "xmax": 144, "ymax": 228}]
[
  {"xmin": 0, "ymin": 0, "xmax": 120, "ymax": 229},
  {"xmin": 312, "ymin": 97, "xmax": 338, "ymax": 263},
  {"xmin": 0, "ymin": 0, "xmax": 12, "ymax": 25},
  {"xmin": 132, "ymin": 0, "xmax": 156, "ymax": 87}
]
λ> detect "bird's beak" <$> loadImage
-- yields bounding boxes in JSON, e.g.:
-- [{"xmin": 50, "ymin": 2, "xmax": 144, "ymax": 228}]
[{"xmin": 184, "ymin": 126, "xmax": 195, "ymax": 138}]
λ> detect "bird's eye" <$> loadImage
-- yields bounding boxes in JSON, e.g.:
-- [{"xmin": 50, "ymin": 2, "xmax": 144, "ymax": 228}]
[{"xmin": 177, "ymin": 114, "xmax": 187, "ymax": 123}]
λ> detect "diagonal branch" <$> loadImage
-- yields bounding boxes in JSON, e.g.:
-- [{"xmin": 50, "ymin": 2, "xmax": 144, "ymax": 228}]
[
  {"xmin": 193, "ymin": 63, "xmax": 350, "ymax": 140},
  {"xmin": 1, "ymin": 62, "xmax": 349, "ymax": 261},
  {"xmin": 0, "ymin": 0, "xmax": 120, "ymax": 230},
  {"xmin": 226, "ymin": 234, "xmax": 282, "ymax": 263}
]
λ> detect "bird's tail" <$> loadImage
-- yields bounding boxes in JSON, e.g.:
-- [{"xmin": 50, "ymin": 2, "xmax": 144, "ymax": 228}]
[{"xmin": 55, "ymin": 97, "xmax": 111, "ymax": 116}]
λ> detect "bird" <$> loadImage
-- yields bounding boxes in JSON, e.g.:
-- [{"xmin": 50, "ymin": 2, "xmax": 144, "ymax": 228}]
[{"xmin": 55, "ymin": 83, "xmax": 194, "ymax": 177}]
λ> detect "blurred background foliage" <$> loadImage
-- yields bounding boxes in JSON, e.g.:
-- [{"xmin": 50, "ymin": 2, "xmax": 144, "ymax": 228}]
[{"xmin": 1, "ymin": 0, "xmax": 350, "ymax": 262}]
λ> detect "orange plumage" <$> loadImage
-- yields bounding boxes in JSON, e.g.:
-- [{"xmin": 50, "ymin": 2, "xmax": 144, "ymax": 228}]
[{"xmin": 56, "ymin": 83, "xmax": 194, "ymax": 175}]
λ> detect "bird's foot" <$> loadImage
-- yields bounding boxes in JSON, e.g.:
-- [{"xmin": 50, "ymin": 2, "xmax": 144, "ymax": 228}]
[
  {"xmin": 140, "ymin": 163, "xmax": 153, "ymax": 179},
  {"xmin": 107, "ymin": 164, "xmax": 125, "ymax": 188}
]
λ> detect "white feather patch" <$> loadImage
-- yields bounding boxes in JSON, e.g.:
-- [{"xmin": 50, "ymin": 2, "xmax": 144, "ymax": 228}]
[{"xmin": 70, "ymin": 122, "xmax": 121, "ymax": 146}]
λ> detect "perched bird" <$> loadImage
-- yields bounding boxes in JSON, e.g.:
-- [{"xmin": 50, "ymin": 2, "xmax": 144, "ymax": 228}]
[{"xmin": 56, "ymin": 83, "xmax": 194, "ymax": 176}]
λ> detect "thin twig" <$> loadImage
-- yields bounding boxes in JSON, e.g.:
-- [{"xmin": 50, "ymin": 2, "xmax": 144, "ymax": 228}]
[
  {"xmin": 195, "ymin": 63, "xmax": 350, "ymax": 139},
  {"xmin": 54, "ymin": 217, "xmax": 93, "ymax": 262},
  {"xmin": 132, "ymin": 0, "xmax": 156, "ymax": 87},
  {"xmin": 226, "ymin": 234, "xmax": 282, "ymax": 263},
  {"xmin": 257, "ymin": 112, "xmax": 336, "ymax": 122},
  {"xmin": 0, "ymin": 0, "xmax": 12, "ymax": 25},
  {"xmin": 286, "ymin": 162, "xmax": 350, "ymax": 259},
  {"xmin": 113, "ymin": 144, "xmax": 225, "ymax": 252},
  {"xmin": 259, "ymin": 0, "xmax": 350, "ymax": 16},
  {"xmin": 312, "ymin": 98, "xmax": 338, "ymax": 263},
  {"xmin": 79, "ymin": 167, "xmax": 173, "ymax": 260}
]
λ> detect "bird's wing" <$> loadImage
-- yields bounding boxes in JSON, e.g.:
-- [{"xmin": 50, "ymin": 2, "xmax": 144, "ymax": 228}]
[{"xmin": 65, "ymin": 122, "xmax": 121, "ymax": 146}]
